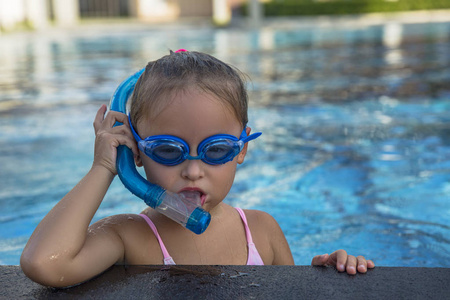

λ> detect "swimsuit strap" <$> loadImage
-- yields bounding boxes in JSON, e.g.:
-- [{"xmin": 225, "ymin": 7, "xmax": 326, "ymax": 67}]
[
  {"xmin": 139, "ymin": 214, "xmax": 176, "ymax": 265},
  {"xmin": 235, "ymin": 208, "xmax": 254, "ymax": 243},
  {"xmin": 235, "ymin": 208, "xmax": 265, "ymax": 265}
]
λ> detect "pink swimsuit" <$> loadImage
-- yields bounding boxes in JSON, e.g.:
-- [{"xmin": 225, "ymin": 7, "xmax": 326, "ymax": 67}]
[{"xmin": 139, "ymin": 207, "xmax": 264, "ymax": 265}]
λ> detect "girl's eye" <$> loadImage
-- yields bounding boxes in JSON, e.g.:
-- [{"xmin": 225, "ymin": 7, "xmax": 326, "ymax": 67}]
[
  {"xmin": 206, "ymin": 145, "xmax": 231, "ymax": 159},
  {"xmin": 154, "ymin": 145, "xmax": 183, "ymax": 160}
]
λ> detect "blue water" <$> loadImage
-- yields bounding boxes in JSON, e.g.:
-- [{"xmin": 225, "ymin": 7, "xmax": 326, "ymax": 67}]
[{"xmin": 1, "ymin": 20, "xmax": 450, "ymax": 267}]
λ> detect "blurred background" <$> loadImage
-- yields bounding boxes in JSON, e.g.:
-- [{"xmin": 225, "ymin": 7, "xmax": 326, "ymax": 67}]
[{"xmin": 1, "ymin": 1, "xmax": 450, "ymax": 267}]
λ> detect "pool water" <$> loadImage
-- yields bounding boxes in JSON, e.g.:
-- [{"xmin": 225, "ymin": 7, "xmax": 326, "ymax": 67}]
[{"xmin": 1, "ymin": 19, "xmax": 450, "ymax": 267}]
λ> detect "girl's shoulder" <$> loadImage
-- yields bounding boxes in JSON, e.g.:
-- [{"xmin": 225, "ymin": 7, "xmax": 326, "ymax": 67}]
[
  {"xmin": 90, "ymin": 213, "xmax": 147, "ymax": 228},
  {"xmin": 89, "ymin": 213, "xmax": 156, "ymax": 242},
  {"xmin": 89, "ymin": 213, "xmax": 166, "ymax": 264},
  {"xmin": 239, "ymin": 209, "xmax": 281, "ymax": 232},
  {"xmin": 240, "ymin": 209, "xmax": 294, "ymax": 265}
]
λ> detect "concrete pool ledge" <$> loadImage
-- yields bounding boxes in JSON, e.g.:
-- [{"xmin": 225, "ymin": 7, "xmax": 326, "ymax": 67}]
[{"xmin": 1, "ymin": 265, "xmax": 449, "ymax": 299}]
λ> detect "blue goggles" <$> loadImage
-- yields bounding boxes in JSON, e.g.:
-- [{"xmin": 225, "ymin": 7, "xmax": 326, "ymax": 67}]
[{"xmin": 129, "ymin": 115, "xmax": 261, "ymax": 166}]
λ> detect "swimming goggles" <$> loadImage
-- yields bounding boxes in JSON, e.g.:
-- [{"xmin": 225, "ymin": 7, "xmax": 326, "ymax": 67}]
[{"xmin": 129, "ymin": 115, "xmax": 261, "ymax": 166}]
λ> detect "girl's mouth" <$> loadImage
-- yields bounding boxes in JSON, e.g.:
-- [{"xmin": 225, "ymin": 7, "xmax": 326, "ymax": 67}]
[{"xmin": 178, "ymin": 188, "xmax": 206, "ymax": 206}]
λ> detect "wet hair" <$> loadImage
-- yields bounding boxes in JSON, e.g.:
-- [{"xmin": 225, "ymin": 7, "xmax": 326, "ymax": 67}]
[{"xmin": 129, "ymin": 50, "xmax": 249, "ymax": 130}]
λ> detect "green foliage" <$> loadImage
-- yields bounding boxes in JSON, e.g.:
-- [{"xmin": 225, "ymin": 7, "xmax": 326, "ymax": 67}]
[{"xmin": 243, "ymin": 0, "xmax": 450, "ymax": 16}]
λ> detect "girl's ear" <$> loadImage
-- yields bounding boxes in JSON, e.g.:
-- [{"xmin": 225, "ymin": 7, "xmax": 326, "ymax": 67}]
[
  {"xmin": 135, "ymin": 153, "xmax": 143, "ymax": 167},
  {"xmin": 237, "ymin": 127, "xmax": 251, "ymax": 164}
]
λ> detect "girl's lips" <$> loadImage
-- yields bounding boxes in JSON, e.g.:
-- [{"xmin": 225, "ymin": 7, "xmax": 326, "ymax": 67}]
[
  {"xmin": 178, "ymin": 188, "xmax": 206, "ymax": 206},
  {"xmin": 200, "ymin": 194, "xmax": 207, "ymax": 206}
]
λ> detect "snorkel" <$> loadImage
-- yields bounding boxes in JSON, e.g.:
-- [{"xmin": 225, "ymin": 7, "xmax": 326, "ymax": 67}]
[{"xmin": 109, "ymin": 69, "xmax": 211, "ymax": 234}]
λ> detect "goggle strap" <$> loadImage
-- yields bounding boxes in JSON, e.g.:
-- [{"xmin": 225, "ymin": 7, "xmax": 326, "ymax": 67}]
[
  {"xmin": 241, "ymin": 132, "xmax": 262, "ymax": 144},
  {"xmin": 128, "ymin": 114, "xmax": 143, "ymax": 142}
]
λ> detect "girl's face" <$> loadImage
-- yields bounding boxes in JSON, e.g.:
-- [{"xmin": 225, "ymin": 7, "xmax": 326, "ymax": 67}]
[{"xmin": 135, "ymin": 88, "xmax": 249, "ymax": 213}]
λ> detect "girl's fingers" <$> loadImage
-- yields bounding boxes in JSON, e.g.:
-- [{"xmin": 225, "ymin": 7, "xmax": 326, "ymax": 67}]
[
  {"xmin": 311, "ymin": 254, "xmax": 329, "ymax": 266},
  {"xmin": 92, "ymin": 105, "xmax": 141, "ymax": 175},
  {"xmin": 330, "ymin": 249, "xmax": 347, "ymax": 272},
  {"xmin": 111, "ymin": 135, "xmax": 139, "ymax": 156},
  {"xmin": 356, "ymin": 256, "xmax": 368, "ymax": 273},
  {"xmin": 110, "ymin": 126, "xmax": 139, "ymax": 156},
  {"xmin": 345, "ymin": 255, "xmax": 357, "ymax": 275},
  {"xmin": 94, "ymin": 105, "xmax": 130, "ymax": 131},
  {"xmin": 93, "ymin": 104, "xmax": 108, "ymax": 132},
  {"xmin": 100, "ymin": 131, "xmax": 139, "ymax": 158},
  {"xmin": 312, "ymin": 250, "xmax": 375, "ymax": 274},
  {"xmin": 110, "ymin": 124, "xmax": 133, "ymax": 137},
  {"xmin": 102, "ymin": 110, "xmax": 130, "ymax": 129}
]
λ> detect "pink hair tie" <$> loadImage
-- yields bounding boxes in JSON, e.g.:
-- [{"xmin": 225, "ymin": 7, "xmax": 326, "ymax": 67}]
[{"xmin": 175, "ymin": 49, "xmax": 187, "ymax": 53}]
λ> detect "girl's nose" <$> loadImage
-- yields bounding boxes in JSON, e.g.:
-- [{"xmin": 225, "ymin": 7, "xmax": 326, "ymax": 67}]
[{"xmin": 181, "ymin": 159, "xmax": 204, "ymax": 181}]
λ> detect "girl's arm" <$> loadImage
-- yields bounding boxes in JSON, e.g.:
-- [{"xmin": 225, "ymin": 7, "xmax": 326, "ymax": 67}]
[{"xmin": 20, "ymin": 105, "xmax": 139, "ymax": 287}]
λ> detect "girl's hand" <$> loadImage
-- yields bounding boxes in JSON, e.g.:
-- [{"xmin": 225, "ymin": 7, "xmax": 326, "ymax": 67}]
[
  {"xmin": 92, "ymin": 104, "xmax": 139, "ymax": 175},
  {"xmin": 311, "ymin": 249, "xmax": 375, "ymax": 275}
]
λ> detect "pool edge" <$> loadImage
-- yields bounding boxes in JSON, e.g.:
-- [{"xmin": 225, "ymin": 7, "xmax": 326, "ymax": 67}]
[{"xmin": 1, "ymin": 265, "xmax": 449, "ymax": 299}]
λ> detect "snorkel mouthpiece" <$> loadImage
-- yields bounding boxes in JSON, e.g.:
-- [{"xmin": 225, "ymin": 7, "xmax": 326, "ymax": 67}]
[{"xmin": 110, "ymin": 68, "xmax": 211, "ymax": 234}]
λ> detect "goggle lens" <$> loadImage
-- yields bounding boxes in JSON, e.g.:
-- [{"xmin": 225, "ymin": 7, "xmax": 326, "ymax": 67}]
[
  {"xmin": 153, "ymin": 144, "xmax": 183, "ymax": 161},
  {"xmin": 202, "ymin": 140, "xmax": 238, "ymax": 163}
]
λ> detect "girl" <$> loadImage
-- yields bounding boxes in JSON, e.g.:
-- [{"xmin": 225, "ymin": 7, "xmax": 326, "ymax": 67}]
[{"xmin": 21, "ymin": 50, "xmax": 374, "ymax": 288}]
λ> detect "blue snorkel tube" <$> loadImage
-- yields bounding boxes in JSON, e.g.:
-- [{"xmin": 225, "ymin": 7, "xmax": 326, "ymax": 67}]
[{"xmin": 109, "ymin": 69, "xmax": 211, "ymax": 234}]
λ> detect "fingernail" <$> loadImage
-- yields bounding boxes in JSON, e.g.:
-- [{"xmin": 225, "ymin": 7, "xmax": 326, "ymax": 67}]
[{"xmin": 338, "ymin": 264, "xmax": 345, "ymax": 271}]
